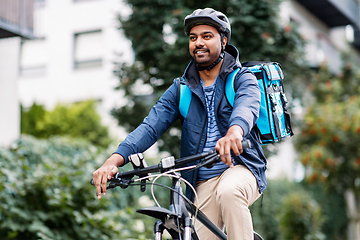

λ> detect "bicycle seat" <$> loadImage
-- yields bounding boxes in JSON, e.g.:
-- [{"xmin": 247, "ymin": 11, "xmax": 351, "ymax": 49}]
[{"xmin": 137, "ymin": 206, "xmax": 178, "ymax": 222}]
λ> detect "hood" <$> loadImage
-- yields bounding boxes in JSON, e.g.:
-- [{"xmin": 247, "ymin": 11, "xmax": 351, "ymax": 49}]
[{"xmin": 183, "ymin": 44, "xmax": 242, "ymax": 89}]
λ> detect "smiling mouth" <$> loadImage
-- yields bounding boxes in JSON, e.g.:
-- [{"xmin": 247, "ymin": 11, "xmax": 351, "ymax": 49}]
[{"xmin": 194, "ymin": 48, "xmax": 209, "ymax": 55}]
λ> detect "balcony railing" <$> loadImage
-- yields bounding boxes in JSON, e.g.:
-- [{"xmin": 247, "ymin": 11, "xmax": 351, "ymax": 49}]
[{"xmin": 0, "ymin": 0, "xmax": 35, "ymax": 39}]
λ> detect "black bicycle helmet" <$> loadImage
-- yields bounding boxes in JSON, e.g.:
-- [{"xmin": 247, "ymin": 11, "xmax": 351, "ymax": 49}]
[{"xmin": 184, "ymin": 8, "xmax": 231, "ymax": 43}]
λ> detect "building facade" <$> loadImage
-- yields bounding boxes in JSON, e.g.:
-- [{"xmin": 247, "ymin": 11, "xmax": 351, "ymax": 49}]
[
  {"xmin": 286, "ymin": 0, "xmax": 360, "ymax": 71},
  {"xmin": 17, "ymin": 0, "xmax": 133, "ymax": 140},
  {"xmin": 0, "ymin": 0, "xmax": 35, "ymax": 146}
]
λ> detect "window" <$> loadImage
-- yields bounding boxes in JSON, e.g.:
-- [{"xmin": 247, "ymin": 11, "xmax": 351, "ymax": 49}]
[
  {"xmin": 74, "ymin": 30, "xmax": 103, "ymax": 69},
  {"xmin": 20, "ymin": 38, "xmax": 47, "ymax": 75},
  {"xmin": 345, "ymin": 25, "xmax": 355, "ymax": 42}
]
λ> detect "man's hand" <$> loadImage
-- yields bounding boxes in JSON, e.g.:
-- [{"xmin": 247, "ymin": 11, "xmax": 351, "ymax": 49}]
[
  {"xmin": 215, "ymin": 125, "xmax": 244, "ymax": 168},
  {"xmin": 92, "ymin": 154, "xmax": 124, "ymax": 199}
]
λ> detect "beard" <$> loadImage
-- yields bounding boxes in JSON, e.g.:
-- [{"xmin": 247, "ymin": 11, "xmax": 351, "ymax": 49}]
[{"xmin": 191, "ymin": 47, "xmax": 221, "ymax": 67}]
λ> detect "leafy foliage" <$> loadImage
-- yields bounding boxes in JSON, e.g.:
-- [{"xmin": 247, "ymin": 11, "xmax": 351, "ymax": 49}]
[
  {"xmin": 0, "ymin": 136, "xmax": 347, "ymax": 239},
  {"xmin": 304, "ymin": 183, "xmax": 348, "ymax": 240},
  {"xmin": 113, "ymin": 0, "xmax": 306, "ymax": 157},
  {"xmin": 295, "ymin": 62, "xmax": 360, "ymax": 194},
  {"xmin": 250, "ymin": 180, "xmax": 301, "ymax": 239},
  {"xmin": 20, "ymin": 103, "xmax": 46, "ymax": 137},
  {"xmin": 21, "ymin": 100, "xmax": 112, "ymax": 148},
  {"xmin": 0, "ymin": 135, "xmax": 162, "ymax": 239},
  {"xmin": 250, "ymin": 180, "xmax": 347, "ymax": 240},
  {"xmin": 278, "ymin": 191, "xmax": 324, "ymax": 240}
]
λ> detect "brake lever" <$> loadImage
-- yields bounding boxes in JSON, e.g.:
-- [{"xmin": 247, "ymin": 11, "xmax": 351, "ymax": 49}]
[
  {"xmin": 109, "ymin": 173, "xmax": 133, "ymax": 189},
  {"xmin": 90, "ymin": 173, "xmax": 133, "ymax": 192},
  {"xmin": 198, "ymin": 154, "xmax": 221, "ymax": 169}
]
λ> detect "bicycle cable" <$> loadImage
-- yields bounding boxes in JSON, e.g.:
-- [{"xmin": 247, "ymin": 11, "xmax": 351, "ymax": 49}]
[
  {"xmin": 134, "ymin": 166, "xmax": 200, "ymax": 227},
  {"xmin": 134, "ymin": 165, "xmax": 198, "ymax": 208},
  {"xmin": 151, "ymin": 172, "xmax": 197, "ymax": 240}
]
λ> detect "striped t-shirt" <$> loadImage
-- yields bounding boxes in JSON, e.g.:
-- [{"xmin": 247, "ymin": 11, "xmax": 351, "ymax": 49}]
[{"xmin": 197, "ymin": 76, "xmax": 229, "ymax": 181}]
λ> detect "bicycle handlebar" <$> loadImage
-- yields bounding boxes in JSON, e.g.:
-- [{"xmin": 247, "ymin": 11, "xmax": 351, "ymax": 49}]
[{"xmin": 90, "ymin": 140, "xmax": 251, "ymax": 189}]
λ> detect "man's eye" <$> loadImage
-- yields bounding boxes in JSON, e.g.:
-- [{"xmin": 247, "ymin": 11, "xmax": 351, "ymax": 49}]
[{"xmin": 204, "ymin": 35, "xmax": 212, "ymax": 39}]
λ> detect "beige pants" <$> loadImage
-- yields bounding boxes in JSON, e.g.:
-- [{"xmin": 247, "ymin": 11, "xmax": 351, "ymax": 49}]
[{"xmin": 194, "ymin": 165, "xmax": 261, "ymax": 240}]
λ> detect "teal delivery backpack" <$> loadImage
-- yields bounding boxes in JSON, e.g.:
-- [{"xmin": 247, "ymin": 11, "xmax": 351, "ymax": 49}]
[{"xmin": 178, "ymin": 61, "xmax": 294, "ymax": 144}]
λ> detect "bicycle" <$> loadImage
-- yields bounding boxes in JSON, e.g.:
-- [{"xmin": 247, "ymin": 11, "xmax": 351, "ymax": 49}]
[{"xmin": 91, "ymin": 140, "xmax": 264, "ymax": 240}]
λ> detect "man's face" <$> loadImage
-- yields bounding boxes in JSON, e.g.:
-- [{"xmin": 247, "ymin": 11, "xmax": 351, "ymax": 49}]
[{"xmin": 189, "ymin": 25, "xmax": 224, "ymax": 67}]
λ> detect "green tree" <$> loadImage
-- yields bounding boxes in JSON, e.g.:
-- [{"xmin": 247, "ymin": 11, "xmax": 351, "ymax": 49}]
[
  {"xmin": 112, "ymin": 0, "xmax": 306, "ymax": 157},
  {"xmin": 21, "ymin": 100, "xmax": 111, "ymax": 148},
  {"xmin": 296, "ymin": 60, "xmax": 360, "ymax": 239}
]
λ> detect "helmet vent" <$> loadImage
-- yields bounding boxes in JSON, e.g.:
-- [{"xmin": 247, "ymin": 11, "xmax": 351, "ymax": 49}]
[{"xmin": 218, "ymin": 16, "xmax": 228, "ymax": 23}]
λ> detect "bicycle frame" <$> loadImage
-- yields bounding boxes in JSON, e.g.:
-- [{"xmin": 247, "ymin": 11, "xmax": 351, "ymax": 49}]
[
  {"xmin": 137, "ymin": 170, "xmax": 264, "ymax": 240},
  {"xmin": 108, "ymin": 149, "xmax": 226, "ymax": 239}
]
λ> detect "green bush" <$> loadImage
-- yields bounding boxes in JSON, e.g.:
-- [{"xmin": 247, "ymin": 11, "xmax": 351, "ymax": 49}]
[
  {"xmin": 20, "ymin": 103, "xmax": 46, "ymax": 137},
  {"xmin": 250, "ymin": 180, "xmax": 347, "ymax": 240},
  {"xmin": 250, "ymin": 180, "xmax": 302, "ymax": 239},
  {"xmin": 305, "ymin": 183, "xmax": 348, "ymax": 240},
  {"xmin": 21, "ymin": 100, "xmax": 112, "ymax": 148},
  {"xmin": 0, "ymin": 135, "xmax": 158, "ymax": 239},
  {"xmin": 278, "ymin": 192, "xmax": 324, "ymax": 240}
]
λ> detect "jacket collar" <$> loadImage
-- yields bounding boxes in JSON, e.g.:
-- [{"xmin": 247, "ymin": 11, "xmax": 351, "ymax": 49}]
[{"xmin": 182, "ymin": 44, "xmax": 242, "ymax": 89}]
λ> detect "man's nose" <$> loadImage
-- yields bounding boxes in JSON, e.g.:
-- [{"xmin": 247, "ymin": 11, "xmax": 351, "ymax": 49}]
[{"xmin": 195, "ymin": 37, "xmax": 205, "ymax": 47}]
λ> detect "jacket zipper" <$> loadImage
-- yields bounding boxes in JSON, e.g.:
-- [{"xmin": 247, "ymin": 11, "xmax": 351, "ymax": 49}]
[
  {"xmin": 216, "ymin": 77, "xmax": 226, "ymax": 136},
  {"xmin": 195, "ymin": 113, "xmax": 207, "ymax": 154}
]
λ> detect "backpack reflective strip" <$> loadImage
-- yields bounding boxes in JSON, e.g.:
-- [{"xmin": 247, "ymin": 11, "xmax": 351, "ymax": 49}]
[{"xmin": 263, "ymin": 64, "xmax": 283, "ymax": 80}]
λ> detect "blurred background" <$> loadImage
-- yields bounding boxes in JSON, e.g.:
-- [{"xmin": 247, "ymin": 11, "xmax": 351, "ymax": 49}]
[{"xmin": 1, "ymin": 0, "xmax": 360, "ymax": 239}]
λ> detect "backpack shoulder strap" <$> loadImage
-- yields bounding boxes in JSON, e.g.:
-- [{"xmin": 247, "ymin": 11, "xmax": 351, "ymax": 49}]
[
  {"xmin": 178, "ymin": 78, "xmax": 192, "ymax": 118},
  {"xmin": 178, "ymin": 67, "xmax": 240, "ymax": 118},
  {"xmin": 225, "ymin": 68, "xmax": 241, "ymax": 107}
]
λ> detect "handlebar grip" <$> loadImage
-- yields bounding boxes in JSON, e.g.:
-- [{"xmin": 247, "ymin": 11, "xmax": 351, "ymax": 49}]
[
  {"xmin": 199, "ymin": 140, "xmax": 252, "ymax": 169},
  {"xmin": 90, "ymin": 179, "xmax": 94, "ymax": 185}
]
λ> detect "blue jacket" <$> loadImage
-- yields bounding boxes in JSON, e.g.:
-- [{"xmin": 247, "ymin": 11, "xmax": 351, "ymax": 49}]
[{"xmin": 115, "ymin": 45, "xmax": 267, "ymax": 201}]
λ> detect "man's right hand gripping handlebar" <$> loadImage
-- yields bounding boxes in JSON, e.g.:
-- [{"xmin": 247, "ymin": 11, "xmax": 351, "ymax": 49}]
[
  {"xmin": 92, "ymin": 153, "xmax": 125, "ymax": 199},
  {"xmin": 215, "ymin": 125, "xmax": 245, "ymax": 168}
]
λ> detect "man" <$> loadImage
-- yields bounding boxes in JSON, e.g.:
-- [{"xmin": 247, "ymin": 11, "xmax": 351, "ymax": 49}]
[{"xmin": 93, "ymin": 8, "xmax": 267, "ymax": 240}]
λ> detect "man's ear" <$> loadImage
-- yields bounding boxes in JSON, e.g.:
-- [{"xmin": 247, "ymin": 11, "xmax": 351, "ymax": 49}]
[{"xmin": 222, "ymin": 36, "xmax": 228, "ymax": 48}]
